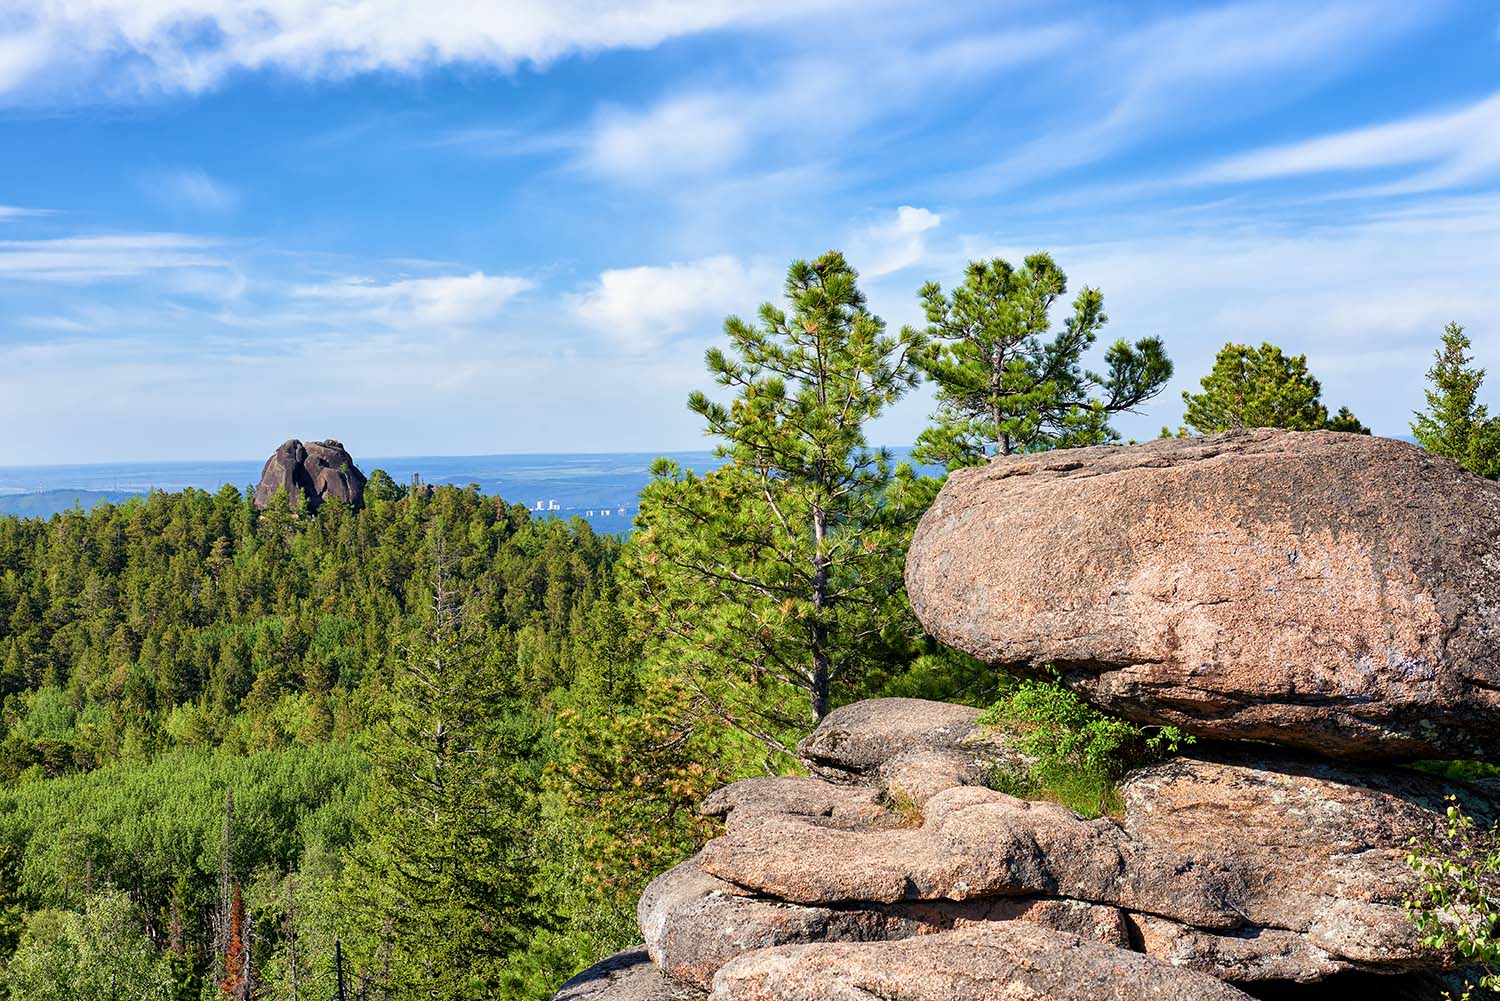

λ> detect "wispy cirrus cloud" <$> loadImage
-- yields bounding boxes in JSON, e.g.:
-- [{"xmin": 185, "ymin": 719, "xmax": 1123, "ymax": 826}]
[
  {"xmin": 0, "ymin": 205, "xmax": 49, "ymax": 221},
  {"xmin": 574, "ymin": 22, "xmax": 1079, "ymax": 185},
  {"xmin": 292, "ymin": 271, "xmax": 534, "ymax": 328},
  {"xmin": 0, "ymin": 233, "xmax": 225, "ymax": 282},
  {"xmin": 957, "ymin": 0, "xmax": 1435, "ymax": 193},
  {"xmin": 0, "ymin": 0, "xmax": 857, "ymax": 103},
  {"xmin": 142, "ymin": 168, "xmax": 241, "ymax": 214},
  {"xmin": 1190, "ymin": 92, "xmax": 1500, "ymax": 196}
]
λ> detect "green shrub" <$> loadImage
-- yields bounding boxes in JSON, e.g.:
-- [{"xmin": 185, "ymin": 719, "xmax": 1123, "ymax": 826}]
[
  {"xmin": 977, "ymin": 677, "xmax": 1192, "ymax": 818},
  {"xmin": 1405, "ymin": 795, "xmax": 1500, "ymax": 998}
]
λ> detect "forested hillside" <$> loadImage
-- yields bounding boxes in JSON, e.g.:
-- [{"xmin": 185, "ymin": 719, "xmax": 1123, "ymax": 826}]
[{"xmin": 0, "ymin": 480, "xmax": 664, "ymax": 998}]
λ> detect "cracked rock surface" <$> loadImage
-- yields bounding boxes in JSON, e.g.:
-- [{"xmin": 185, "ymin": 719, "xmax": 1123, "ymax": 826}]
[
  {"xmin": 711, "ymin": 923, "xmax": 1258, "ymax": 1001},
  {"xmin": 560, "ymin": 696, "xmax": 1495, "ymax": 999},
  {"xmin": 562, "ymin": 697, "xmax": 1495, "ymax": 999}
]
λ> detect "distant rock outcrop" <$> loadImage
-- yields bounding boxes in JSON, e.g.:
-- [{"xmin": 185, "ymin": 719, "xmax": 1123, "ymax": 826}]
[
  {"xmin": 252, "ymin": 439, "xmax": 366, "ymax": 512},
  {"xmin": 905, "ymin": 429, "xmax": 1500, "ymax": 760}
]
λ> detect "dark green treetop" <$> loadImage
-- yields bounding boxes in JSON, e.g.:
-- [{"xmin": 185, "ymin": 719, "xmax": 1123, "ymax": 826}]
[
  {"xmin": 912, "ymin": 253, "xmax": 1172, "ymax": 467},
  {"xmin": 1181, "ymin": 342, "xmax": 1368, "ymax": 434},
  {"xmin": 1411, "ymin": 322, "xmax": 1500, "ymax": 477}
]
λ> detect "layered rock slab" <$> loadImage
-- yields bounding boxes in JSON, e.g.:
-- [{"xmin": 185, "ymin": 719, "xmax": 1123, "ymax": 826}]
[
  {"xmin": 795, "ymin": 698, "xmax": 1028, "ymax": 807},
  {"xmin": 905, "ymin": 429, "xmax": 1500, "ymax": 759},
  {"xmin": 710, "ymin": 923, "xmax": 1256, "ymax": 1001},
  {"xmin": 691, "ymin": 723, "xmax": 1498, "ymax": 983}
]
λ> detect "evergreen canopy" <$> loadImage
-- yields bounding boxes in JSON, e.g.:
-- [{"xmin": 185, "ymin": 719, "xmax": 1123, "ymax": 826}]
[
  {"xmin": 912, "ymin": 254, "xmax": 1172, "ymax": 467},
  {"xmin": 1181, "ymin": 342, "xmax": 1368, "ymax": 435}
]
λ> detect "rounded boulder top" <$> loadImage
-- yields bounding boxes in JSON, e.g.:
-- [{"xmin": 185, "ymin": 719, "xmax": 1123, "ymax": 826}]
[
  {"xmin": 906, "ymin": 429, "xmax": 1500, "ymax": 761},
  {"xmin": 252, "ymin": 438, "xmax": 367, "ymax": 512}
]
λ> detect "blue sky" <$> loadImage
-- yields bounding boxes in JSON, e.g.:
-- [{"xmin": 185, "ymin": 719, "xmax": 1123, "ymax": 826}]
[{"xmin": 1, "ymin": 0, "xmax": 1497, "ymax": 464}]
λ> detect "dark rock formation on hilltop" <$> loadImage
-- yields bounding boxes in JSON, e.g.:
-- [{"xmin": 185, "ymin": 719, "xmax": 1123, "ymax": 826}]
[
  {"xmin": 905, "ymin": 429, "xmax": 1500, "ymax": 760},
  {"xmin": 252, "ymin": 439, "xmax": 366, "ymax": 512},
  {"xmin": 556, "ymin": 432, "xmax": 1497, "ymax": 1000}
]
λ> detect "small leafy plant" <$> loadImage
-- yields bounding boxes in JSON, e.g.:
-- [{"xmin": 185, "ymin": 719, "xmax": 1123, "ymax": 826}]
[
  {"xmin": 978, "ymin": 676, "xmax": 1192, "ymax": 818},
  {"xmin": 1405, "ymin": 795, "xmax": 1500, "ymax": 998}
]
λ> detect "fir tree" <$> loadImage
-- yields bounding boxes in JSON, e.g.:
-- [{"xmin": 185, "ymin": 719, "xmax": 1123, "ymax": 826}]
[
  {"xmin": 912, "ymin": 254, "xmax": 1171, "ymax": 466},
  {"xmin": 1411, "ymin": 322, "xmax": 1500, "ymax": 477},
  {"xmin": 631, "ymin": 251, "xmax": 925, "ymax": 745}
]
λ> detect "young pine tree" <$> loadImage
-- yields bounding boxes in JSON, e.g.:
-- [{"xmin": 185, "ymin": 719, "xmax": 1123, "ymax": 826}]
[
  {"xmin": 1182, "ymin": 342, "xmax": 1368, "ymax": 434},
  {"xmin": 1411, "ymin": 322, "xmax": 1500, "ymax": 477},
  {"xmin": 912, "ymin": 254, "xmax": 1171, "ymax": 467},
  {"xmin": 631, "ymin": 251, "xmax": 925, "ymax": 749},
  {"xmin": 340, "ymin": 531, "xmax": 542, "ymax": 1001}
]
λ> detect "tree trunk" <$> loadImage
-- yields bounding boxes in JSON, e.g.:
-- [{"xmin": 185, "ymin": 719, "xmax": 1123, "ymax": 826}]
[
  {"xmin": 285, "ymin": 874, "xmax": 300, "ymax": 1001},
  {"xmin": 810, "ymin": 506, "xmax": 831, "ymax": 720}
]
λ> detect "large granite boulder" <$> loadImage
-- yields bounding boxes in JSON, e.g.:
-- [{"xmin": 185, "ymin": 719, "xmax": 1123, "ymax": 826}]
[
  {"xmin": 905, "ymin": 429, "xmax": 1500, "ymax": 760},
  {"xmin": 252, "ymin": 439, "xmax": 366, "ymax": 512}
]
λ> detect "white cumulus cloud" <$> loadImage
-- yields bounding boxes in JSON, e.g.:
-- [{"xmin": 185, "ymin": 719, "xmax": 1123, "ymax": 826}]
[
  {"xmin": 581, "ymin": 95, "xmax": 751, "ymax": 182},
  {"xmin": 572, "ymin": 255, "xmax": 772, "ymax": 351},
  {"xmin": 847, "ymin": 205, "xmax": 941, "ymax": 277}
]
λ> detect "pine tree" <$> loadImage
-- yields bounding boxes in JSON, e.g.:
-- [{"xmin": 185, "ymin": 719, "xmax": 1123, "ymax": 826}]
[
  {"xmin": 1326, "ymin": 406, "xmax": 1370, "ymax": 435},
  {"xmin": 1182, "ymin": 342, "xmax": 1367, "ymax": 434},
  {"xmin": 631, "ymin": 251, "xmax": 925, "ymax": 746},
  {"xmin": 1411, "ymin": 322, "xmax": 1500, "ymax": 477},
  {"xmin": 912, "ymin": 254, "xmax": 1171, "ymax": 466}
]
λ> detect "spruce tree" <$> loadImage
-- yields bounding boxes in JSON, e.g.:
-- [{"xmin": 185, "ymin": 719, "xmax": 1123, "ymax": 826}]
[
  {"xmin": 912, "ymin": 254, "xmax": 1171, "ymax": 467},
  {"xmin": 1411, "ymin": 322, "xmax": 1500, "ymax": 477},
  {"xmin": 631, "ymin": 251, "xmax": 925, "ymax": 746},
  {"xmin": 1182, "ymin": 342, "xmax": 1368, "ymax": 434},
  {"xmin": 340, "ymin": 531, "xmax": 541, "ymax": 1001}
]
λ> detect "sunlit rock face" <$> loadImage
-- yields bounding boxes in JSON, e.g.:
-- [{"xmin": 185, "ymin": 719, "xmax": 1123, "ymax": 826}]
[{"xmin": 907, "ymin": 429, "xmax": 1500, "ymax": 761}]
